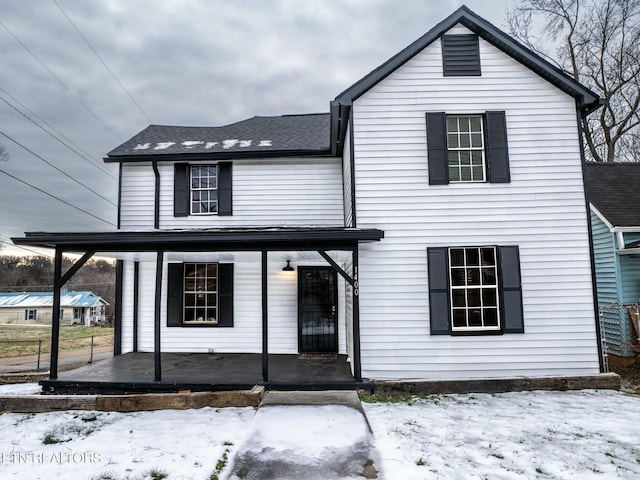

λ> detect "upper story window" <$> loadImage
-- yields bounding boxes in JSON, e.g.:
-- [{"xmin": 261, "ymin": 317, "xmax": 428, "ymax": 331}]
[
  {"xmin": 426, "ymin": 111, "xmax": 510, "ymax": 185},
  {"xmin": 447, "ymin": 115, "xmax": 485, "ymax": 182},
  {"xmin": 174, "ymin": 162, "xmax": 232, "ymax": 217},
  {"xmin": 190, "ymin": 165, "xmax": 218, "ymax": 215}
]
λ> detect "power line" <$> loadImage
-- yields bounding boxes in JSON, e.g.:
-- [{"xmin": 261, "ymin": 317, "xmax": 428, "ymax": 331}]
[
  {"xmin": 0, "ymin": 90, "xmax": 118, "ymax": 181},
  {"xmin": 0, "ymin": 129, "xmax": 117, "ymax": 207},
  {"xmin": 0, "ymin": 19, "xmax": 122, "ymax": 141},
  {"xmin": 52, "ymin": 0, "xmax": 152, "ymax": 124},
  {"xmin": 0, "ymin": 167, "xmax": 116, "ymax": 227}
]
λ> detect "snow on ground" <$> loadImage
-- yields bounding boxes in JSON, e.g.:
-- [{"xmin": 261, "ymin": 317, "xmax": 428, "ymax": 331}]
[
  {"xmin": 0, "ymin": 382, "xmax": 42, "ymax": 395},
  {"xmin": 363, "ymin": 390, "xmax": 640, "ymax": 480},
  {"xmin": 0, "ymin": 387, "xmax": 639, "ymax": 479}
]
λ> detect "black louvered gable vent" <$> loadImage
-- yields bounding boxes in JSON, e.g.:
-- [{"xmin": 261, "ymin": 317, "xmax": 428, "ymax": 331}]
[{"xmin": 442, "ymin": 34, "xmax": 481, "ymax": 76}]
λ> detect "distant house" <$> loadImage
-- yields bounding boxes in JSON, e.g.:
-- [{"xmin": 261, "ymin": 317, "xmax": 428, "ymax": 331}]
[
  {"xmin": 586, "ymin": 162, "xmax": 640, "ymax": 356},
  {"xmin": 0, "ymin": 291, "xmax": 108, "ymax": 326},
  {"xmin": 13, "ymin": 6, "xmax": 610, "ymax": 393}
]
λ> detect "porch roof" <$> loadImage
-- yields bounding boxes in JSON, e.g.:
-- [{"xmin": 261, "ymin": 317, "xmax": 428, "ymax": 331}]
[{"xmin": 12, "ymin": 227, "xmax": 384, "ymax": 252}]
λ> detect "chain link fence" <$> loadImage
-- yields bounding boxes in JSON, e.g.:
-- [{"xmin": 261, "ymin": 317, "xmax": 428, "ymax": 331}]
[
  {"xmin": 0, "ymin": 334, "xmax": 113, "ymax": 374},
  {"xmin": 599, "ymin": 303, "xmax": 640, "ymax": 358}
]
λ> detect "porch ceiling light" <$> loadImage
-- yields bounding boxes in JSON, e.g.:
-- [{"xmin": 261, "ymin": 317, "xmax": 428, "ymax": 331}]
[{"xmin": 282, "ymin": 260, "xmax": 294, "ymax": 272}]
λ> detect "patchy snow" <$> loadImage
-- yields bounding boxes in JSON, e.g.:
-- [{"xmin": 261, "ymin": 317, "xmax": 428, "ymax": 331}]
[
  {"xmin": 222, "ymin": 139, "xmax": 239, "ymax": 149},
  {"xmin": 204, "ymin": 142, "xmax": 218, "ymax": 149},
  {"xmin": 238, "ymin": 140, "xmax": 252, "ymax": 148},
  {"xmin": 258, "ymin": 139, "xmax": 272, "ymax": 147},
  {"xmin": 181, "ymin": 141, "xmax": 204, "ymax": 148},
  {"xmin": 133, "ymin": 143, "xmax": 150, "ymax": 150},
  {"xmin": 228, "ymin": 405, "xmax": 378, "ymax": 479},
  {"xmin": 0, "ymin": 382, "xmax": 42, "ymax": 395},
  {"xmin": 0, "ymin": 389, "xmax": 638, "ymax": 479},
  {"xmin": 153, "ymin": 142, "xmax": 175, "ymax": 150}
]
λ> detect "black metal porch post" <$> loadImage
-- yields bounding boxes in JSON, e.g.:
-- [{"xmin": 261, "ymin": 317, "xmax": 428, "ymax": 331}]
[
  {"xmin": 133, "ymin": 261, "xmax": 140, "ymax": 352},
  {"xmin": 262, "ymin": 250, "xmax": 268, "ymax": 382},
  {"xmin": 49, "ymin": 247, "xmax": 63, "ymax": 380},
  {"xmin": 113, "ymin": 260, "xmax": 123, "ymax": 356},
  {"xmin": 154, "ymin": 251, "xmax": 164, "ymax": 381},
  {"xmin": 352, "ymin": 247, "xmax": 362, "ymax": 382}
]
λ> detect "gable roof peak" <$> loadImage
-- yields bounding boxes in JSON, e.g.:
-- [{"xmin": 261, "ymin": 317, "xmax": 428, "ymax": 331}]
[{"xmin": 335, "ymin": 5, "xmax": 600, "ymax": 114}]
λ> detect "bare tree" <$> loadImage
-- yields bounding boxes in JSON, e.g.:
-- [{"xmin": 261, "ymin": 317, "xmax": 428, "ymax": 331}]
[{"xmin": 507, "ymin": 0, "xmax": 640, "ymax": 162}]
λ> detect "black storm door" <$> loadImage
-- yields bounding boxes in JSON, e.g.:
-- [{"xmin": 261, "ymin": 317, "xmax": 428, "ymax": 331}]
[{"xmin": 298, "ymin": 266, "xmax": 338, "ymax": 353}]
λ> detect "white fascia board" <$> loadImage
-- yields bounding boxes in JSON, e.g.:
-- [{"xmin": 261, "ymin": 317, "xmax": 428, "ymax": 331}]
[{"xmin": 590, "ymin": 205, "xmax": 614, "ymax": 230}]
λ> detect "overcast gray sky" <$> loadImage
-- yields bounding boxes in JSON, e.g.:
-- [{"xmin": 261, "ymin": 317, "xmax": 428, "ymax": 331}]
[{"xmin": 0, "ymin": 0, "xmax": 516, "ymax": 255}]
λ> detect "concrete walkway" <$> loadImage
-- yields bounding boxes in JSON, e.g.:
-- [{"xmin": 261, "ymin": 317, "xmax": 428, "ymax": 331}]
[{"xmin": 227, "ymin": 390, "xmax": 381, "ymax": 480}]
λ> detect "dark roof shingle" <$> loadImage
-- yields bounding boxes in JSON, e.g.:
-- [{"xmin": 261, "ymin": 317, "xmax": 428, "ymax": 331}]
[
  {"xmin": 106, "ymin": 113, "xmax": 330, "ymax": 160},
  {"xmin": 586, "ymin": 162, "xmax": 640, "ymax": 227}
]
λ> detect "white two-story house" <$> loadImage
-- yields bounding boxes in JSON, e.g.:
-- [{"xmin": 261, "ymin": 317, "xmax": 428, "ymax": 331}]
[{"xmin": 14, "ymin": 6, "xmax": 610, "ymax": 394}]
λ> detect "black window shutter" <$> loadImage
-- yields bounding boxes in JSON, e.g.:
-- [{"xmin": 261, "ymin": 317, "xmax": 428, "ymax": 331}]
[
  {"xmin": 442, "ymin": 34, "xmax": 481, "ymax": 76},
  {"xmin": 498, "ymin": 246, "xmax": 524, "ymax": 333},
  {"xmin": 427, "ymin": 247, "xmax": 452, "ymax": 335},
  {"xmin": 485, "ymin": 111, "xmax": 510, "ymax": 183},
  {"xmin": 174, "ymin": 163, "xmax": 189, "ymax": 217},
  {"xmin": 218, "ymin": 162, "xmax": 233, "ymax": 216},
  {"xmin": 166, "ymin": 263, "xmax": 183, "ymax": 327},
  {"xmin": 218, "ymin": 263, "xmax": 234, "ymax": 327},
  {"xmin": 426, "ymin": 112, "xmax": 449, "ymax": 185}
]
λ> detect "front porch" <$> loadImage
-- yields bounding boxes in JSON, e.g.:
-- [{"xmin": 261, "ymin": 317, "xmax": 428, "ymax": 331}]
[{"xmin": 39, "ymin": 352, "xmax": 369, "ymax": 394}]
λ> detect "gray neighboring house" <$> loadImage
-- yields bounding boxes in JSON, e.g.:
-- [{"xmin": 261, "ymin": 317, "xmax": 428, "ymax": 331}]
[{"xmin": 586, "ymin": 162, "xmax": 640, "ymax": 356}]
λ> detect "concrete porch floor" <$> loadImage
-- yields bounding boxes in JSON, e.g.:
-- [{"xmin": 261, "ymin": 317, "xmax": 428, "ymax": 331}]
[{"xmin": 39, "ymin": 352, "xmax": 368, "ymax": 394}]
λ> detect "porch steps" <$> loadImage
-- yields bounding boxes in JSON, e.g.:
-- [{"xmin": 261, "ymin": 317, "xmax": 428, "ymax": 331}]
[{"xmin": 227, "ymin": 390, "xmax": 381, "ymax": 479}]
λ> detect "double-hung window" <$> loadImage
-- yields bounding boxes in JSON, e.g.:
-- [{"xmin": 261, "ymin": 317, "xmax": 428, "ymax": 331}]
[
  {"xmin": 183, "ymin": 263, "xmax": 218, "ymax": 324},
  {"xmin": 174, "ymin": 162, "xmax": 232, "ymax": 217},
  {"xmin": 449, "ymin": 247, "xmax": 499, "ymax": 331},
  {"xmin": 447, "ymin": 116, "xmax": 485, "ymax": 182},
  {"xmin": 190, "ymin": 165, "xmax": 218, "ymax": 214},
  {"xmin": 167, "ymin": 262, "xmax": 234, "ymax": 327},
  {"xmin": 426, "ymin": 111, "xmax": 510, "ymax": 185},
  {"xmin": 428, "ymin": 245, "xmax": 524, "ymax": 335},
  {"xmin": 24, "ymin": 309, "xmax": 37, "ymax": 321}
]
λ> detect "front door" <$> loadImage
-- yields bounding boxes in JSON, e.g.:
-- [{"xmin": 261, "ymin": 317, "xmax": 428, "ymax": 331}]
[{"xmin": 298, "ymin": 266, "xmax": 338, "ymax": 353}]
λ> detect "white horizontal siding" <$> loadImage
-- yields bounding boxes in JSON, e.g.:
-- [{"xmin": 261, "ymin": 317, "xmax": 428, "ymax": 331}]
[
  {"xmin": 352, "ymin": 29, "xmax": 600, "ymax": 380},
  {"xmin": 119, "ymin": 256, "xmax": 347, "ymax": 355},
  {"xmin": 342, "ymin": 123, "xmax": 354, "ymax": 227},
  {"xmin": 159, "ymin": 158, "xmax": 343, "ymax": 228},
  {"xmin": 119, "ymin": 164, "xmax": 155, "ymax": 229},
  {"xmin": 118, "ymin": 158, "xmax": 344, "ymax": 230}
]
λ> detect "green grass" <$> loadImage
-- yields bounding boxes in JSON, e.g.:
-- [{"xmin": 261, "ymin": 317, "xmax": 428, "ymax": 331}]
[{"xmin": 0, "ymin": 326, "xmax": 113, "ymax": 356}]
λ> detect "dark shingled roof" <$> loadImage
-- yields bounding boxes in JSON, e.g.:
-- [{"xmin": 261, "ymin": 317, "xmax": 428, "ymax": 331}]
[
  {"xmin": 106, "ymin": 113, "xmax": 330, "ymax": 160},
  {"xmin": 586, "ymin": 162, "xmax": 640, "ymax": 227}
]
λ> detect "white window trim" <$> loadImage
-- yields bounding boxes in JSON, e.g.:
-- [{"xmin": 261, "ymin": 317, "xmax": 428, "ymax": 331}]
[
  {"xmin": 449, "ymin": 246, "xmax": 501, "ymax": 332},
  {"xmin": 189, "ymin": 165, "xmax": 218, "ymax": 215},
  {"xmin": 446, "ymin": 114, "xmax": 486, "ymax": 183},
  {"xmin": 183, "ymin": 262, "xmax": 219, "ymax": 325}
]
